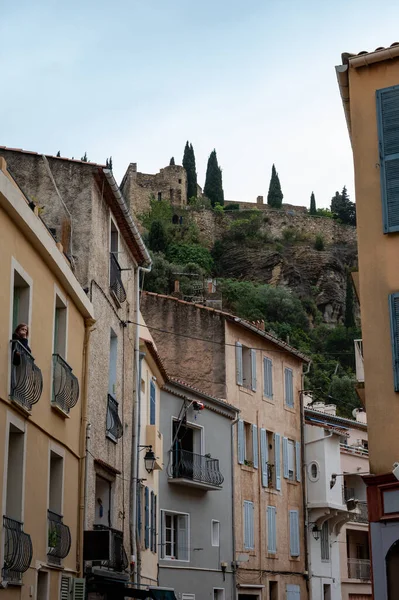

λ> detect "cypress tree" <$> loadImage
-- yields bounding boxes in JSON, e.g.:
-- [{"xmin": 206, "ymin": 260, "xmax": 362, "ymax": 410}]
[
  {"xmin": 204, "ymin": 149, "xmax": 224, "ymax": 207},
  {"xmin": 81, "ymin": 152, "xmax": 88, "ymax": 162},
  {"xmin": 148, "ymin": 220, "xmax": 168, "ymax": 253},
  {"xmin": 169, "ymin": 157, "xmax": 175, "ymax": 166},
  {"xmin": 182, "ymin": 142, "xmax": 197, "ymax": 202},
  {"xmin": 310, "ymin": 192, "xmax": 316, "ymax": 215},
  {"xmin": 267, "ymin": 164, "xmax": 283, "ymax": 208},
  {"xmin": 331, "ymin": 186, "xmax": 356, "ymax": 226},
  {"xmin": 56, "ymin": 151, "xmax": 61, "ymax": 157},
  {"xmin": 344, "ymin": 273, "xmax": 356, "ymax": 328}
]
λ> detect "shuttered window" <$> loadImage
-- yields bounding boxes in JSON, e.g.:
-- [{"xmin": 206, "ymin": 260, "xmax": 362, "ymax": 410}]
[
  {"xmin": 150, "ymin": 491, "xmax": 157, "ymax": 552},
  {"xmin": 389, "ymin": 293, "xmax": 399, "ymax": 391},
  {"xmin": 60, "ymin": 576, "xmax": 71, "ymax": 600},
  {"xmin": 274, "ymin": 433, "xmax": 281, "ymax": 491},
  {"xmin": 145, "ymin": 486, "xmax": 150, "ymax": 549},
  {"xmin": 289, "ymin": 510, "xmax": 300, "ymax": 557},
  {"xmin": 161, "ymin": 511, "xmax": 189, "ymax": 561},
  {"xmin": 236, "ymin": 342, "xmax": 243, "ymax": 386},
  {"xmin": 295, "ymin": 441, "xmax": 301, "ymax": 482},
  {"xmin": 237, "ymin": 419, "xmax": 245, "ymax": 464},
  {"xmin": 263, "ymin": 357, "xmax": 273, "ymax": 399},
  {"xmin": 150, "ymin": 380, "xmax": 156, "ymax": 425},
  {"xmin": 137, "ymin": 485, "xmax": 142, "ymax": 541},
  {"xmin": 243, "ymin": 501, "xmax": 255, "ymax": 550},
  {"xmin": 283, "ymin": 437, "xmax": 289, "ymax": 479},
  {"xmin": 250, "ymin": 349, "xmax": 257, "ymax": 391},
  {"xmin": 285, "ymin": 368, "xmax": 294, "ymax": 407},
  {"xmin": 72, "ymin": 579, "xmax": 86, "ymax": 600},
  {"xmin": 252, "ymin": 424, "xmax": 258, "ymax": 469},
  {"xmin": 286, "ymin": 584, "xmax": 301, "ymax": 599},
  {"xmin": 376, "ymin": 85, "xmax": 399, "ymax": 233},
  {"xmin": 260, "ymin": 428, "xmax": 268, "ymax": 487},
  {"xmin": 267, "ymin": 506, "xmax": 277, "ymax": 554}
]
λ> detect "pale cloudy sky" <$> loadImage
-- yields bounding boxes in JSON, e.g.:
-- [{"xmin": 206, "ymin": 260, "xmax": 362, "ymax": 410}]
[{"xmin": 2, "ymin": 1, "xmax": 399, "ymax": 207}]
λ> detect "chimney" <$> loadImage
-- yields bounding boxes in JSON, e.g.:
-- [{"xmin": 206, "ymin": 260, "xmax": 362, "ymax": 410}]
[
  {"xmin": 256, "ymin": 195, "xmax": 264, "ymax": 205},
  {"xmin": 174, "ymin": 280, "xmax": 180, "ymax": 293},
  {"xmin": 130, "ymin": 163, "xmax": 137, "ymax": 173}
]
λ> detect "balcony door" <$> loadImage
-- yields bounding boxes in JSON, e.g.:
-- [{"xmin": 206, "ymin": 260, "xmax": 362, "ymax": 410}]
[
  {"xmin": 387, "ymin": 540, "xmax": 399, "ymax": 600},
  {"xmin": 172, "ymin": 421, "xmax": 202, "ymax": 480}
]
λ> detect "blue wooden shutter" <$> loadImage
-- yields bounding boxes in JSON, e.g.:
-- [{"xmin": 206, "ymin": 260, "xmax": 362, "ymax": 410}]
[
  {"xmin": 267, "ymin": 506, "xmax": 276, "ymax": 554},
  {"xmin": 243, "ymin": 501, "xmax": 254, "ymax": 549},
  {"xmin": 72, "ymin": 579, "xmax": 86, "ymax": 600},
  {"xmin": 286, "ymin": 584, "xmax": 301, "ymax": 600},
  {"xmin": 252, "ymin": 424, "xmax": 258, "ymax": 469},
  {"xmin": 289, "ymin": 510, "xmax": 300, "ymax": 557},
  {"xmin": 376, "ymin": 86, "xmax": 399, "ymax": 233},
  {"xmin": 250, "ymin": 349, "xmax": 257, "ymax": 391},
  {"xmin": 274, "ymin": 433, "xmax": 281, "ymax": 491},
  {"xmin": 236, "ymin": 342, "xmax": 243, "ymax": 385},
  {"xmin": 260, "ymin": 428, "xmax": 268, "ymax": 487},
  {"xmin": 153, "ymin": 495, "xmax": 157, "ymax": 554},
  {"xmin": 237, "ymin": 419, "xmax": 245, "ymax": 464},
  {"xmin": 145, "ymin": 487, "xmax": 150, "ymax": 549},
  {"xmin": 263, "ymin": 357, "xmax": 273, "ymax": 398},
  {"xmin": 285, "ymin": 368, "xmax": 294, "ymax": 407},
  {"xmin": 389, "ymin": 293, "xmax": 399, "ymax": 391},
  {"xmin": 150, "ymin": 491, "xmax": 154, "ymax": 552},
  {"xmin": 295, "ymin": 441, "xmax": 301, "ymax": 482},
  {"xmin": 137, "ymin": 485, "xmax": 142, "ymax": 540},
  {"xmin": 150, "ymin": 380, "xmax": 156, "ymax": 425},
  {"xmin": 282, "ymin": 437, "xmax": 289, "ymax": 479}
]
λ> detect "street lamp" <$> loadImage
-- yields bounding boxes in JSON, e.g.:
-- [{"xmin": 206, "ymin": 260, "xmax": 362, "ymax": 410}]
[
  {"xmin": 141, "ymin": 445, "xmax": 156, "ymax": 474},
  {"xmin": 311, "ymin": 524, "xmax": 321, "ymax": 541}
]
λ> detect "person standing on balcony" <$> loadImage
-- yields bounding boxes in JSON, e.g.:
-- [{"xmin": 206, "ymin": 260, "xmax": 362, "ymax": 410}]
[{"xmin": 12, "ymin": 323, "xmax": 31, "ymax": 363}]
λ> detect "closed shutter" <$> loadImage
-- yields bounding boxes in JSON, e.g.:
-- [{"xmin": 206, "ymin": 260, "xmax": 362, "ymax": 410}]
[
  {"xmin": 150, "ymin": 380, "xmax": 156, "ymax": 425},
  {"xmin": 267, "ymin": 506, "xmax": 276, "ymax": 554},
  {"xmin": 274, "ymin": 433, "xmax": 281, "ymax": 491},
  {"xmin": 250, "ymin": 349, "xmax": 257, "ymax": 391},
  {"xmin": 295, "ymin": 441, "xmax": 301, "ymax": 482},
  {"xmin": 177, "ymin": 514, "xmax": 189, "ymax": 560},
  {"xmin": 237, "ymin": 419, "xmax": 245, "ymax": 464},
  {"xmin": 389, "ymin": 293, "xmax": 399, "ymax": 391},
  {"xmin": 145, "ymin": 487, "xmax": 150, "ymax": 549},
  {"xmin": 243, "ymin": 501, "xmax": 254, "ymax": 549},
  {"xmin": 263, "ymin": 357, "xmax": 273, "ymax": 398},
  {"xmin": 150, "ymin": 491, "xmax": 154, "ymax": 552},
  {"xmin": 376, "ymin": 85, "xmax": 399, "ymax": 233},
  {"xmin": 285, "ymin": 368, "xmax": 294, "ymax": 407},
  {"xmin": 283, "ymin": 437, "xmax": 289, "ymax": 479},
  {"xmin": 236, "ymin": 342, "xmax": 243, "ymax": 385},
  {"xmin": 137, "ymin": 485, "xmax": 142, "ymax": 540},
  {"xmin": 286, "ymin": 584, "xmax": 301, "ymax": 599},
  {"xmin": 72, "ymin": 579, "xmax": 86, "ymax": 600},
  {"xmin": 289, "ymin": 510, "xmax": 300, "ymax": 557},
  {"xmin": 153, "ymin": 495, "xmax": 157, "ymax": 554},
  {"xmin": 160, "ymin": 510, "xmax": 165, "ymax": 559},
  {"xmin": 252, "ymin": 424, "xmax": 258, "ymax": 469},
  {"xmin": 260, "ymin": 428, "xmax": 268, "ymax": 487},
  {"xmin": 60, "ymin": 575, "xmax": 71, "ymax": 600}
]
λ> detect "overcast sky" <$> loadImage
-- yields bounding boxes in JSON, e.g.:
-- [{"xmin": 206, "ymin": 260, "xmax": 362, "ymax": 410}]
[{"xmin": 2, "ymin": 1, "xmax": 399, "ymax": 207}]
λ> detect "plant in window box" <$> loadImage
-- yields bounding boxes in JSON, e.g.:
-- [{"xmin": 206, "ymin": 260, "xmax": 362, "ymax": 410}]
[
  {"xmin": 48, "ymin": 528, "xmax": 58, "ymax": 549},
  {"xmin": 244, "ymin": 460, "xmax": 254, "ymax": 467}
]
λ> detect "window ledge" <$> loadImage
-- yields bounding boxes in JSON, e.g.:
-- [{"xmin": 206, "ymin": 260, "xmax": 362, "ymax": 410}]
[
  {"xmin": 266, "ymin": 553, "xmax": 278, "ymax": 559},
  {"xmin": 238, "ymin": 386, "xmax": 254, "ymax": 395},
  {"xmin": 263, "ymin": 396, "xmax": 274, "ymax": 405},
  {"xmin": 284, "ymin": 405, "xmax": 296, "ymax": 413},
  {"xmin": 287, "ymin": 480, "xmax": 299, "ymax": 486},
  {"xmin": 106, "ymin": 432, "xmax": 118, "ymax": 444},
  {"xmin": 263, "ymin": 488, "xmax": 280, "ymax": 495},
  {"xmin": 51, "ymin": 403, "xmax": 70, "ymax": 419},
  {"xmin": 241, "ymin": 464, "xmax": 256, "ymax": 473},
  {"xmin": 10, "ymin": 398, "xmax": 32, "ymax": 417}
]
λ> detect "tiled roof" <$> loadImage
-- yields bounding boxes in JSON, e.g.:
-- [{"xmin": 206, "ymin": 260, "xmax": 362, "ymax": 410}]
[
  {"xmin": 305, "ymin": 418, "xmax": 349, "ymax": 437},
  {"xmin": 305, "ymin": 407, "xmax": 367, "ymax": 431},
  {"xmin": 0, "ymin": 146, "xmax": 106, "ymax": 167},
  {"xmin": 166, "ymin": 377, "xmax": 238, "ymax": 413},
  {"xmin": 343, "ymin": 41, "xmax": 399, "ymax": 61},
  {"xmin": 140, "ymin": 338, "xmax": 169, "ymax": 381}
]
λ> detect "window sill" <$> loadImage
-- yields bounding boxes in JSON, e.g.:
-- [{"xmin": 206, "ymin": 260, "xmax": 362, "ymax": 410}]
[
  {"xmin": 284, "ymin": 405, "xmax": 296, "ymax": 413},
  {"xmin": 266, "ymin": 552, "xmax": 278, "ymax": 559},
  {"xmin": 263, "ymin": 396, "xmax": 274, "ymax": 404},
  {"xmin": 10, "ymin": 398, "xmax": 32, "ymax": 417},
  {"xmin": 289, "ymin": 555, "xmax": 301, "ymax": 561},
  {"xmin": 241, "ymin": 464, "xmax": 256, "ymax": 473},
  {"xmin": 238, "ymin": 386, "xmax": 254, "ymax": 395},
  {"xmin": 263, "ymin": 487, "xmax": 280, "ymax": 495},
  {"xmin": 160, "ymin": 558, "xmax": 190, "ymax": 563},
  {"xmin": 106, "ymin": 432, "xmax": 118, "ymax": 444},
  {"xmin": 287, "ymin": 480, "xmax": 299, "ymax": 486},
  {"xmin": 51, "ymin": 403, "xmax": 70, "ymax": 419}
]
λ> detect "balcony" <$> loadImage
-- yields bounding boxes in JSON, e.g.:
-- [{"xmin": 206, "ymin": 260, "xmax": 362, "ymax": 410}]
[
  {"xmin": 92, "ymin": 525, "xmax": 128, "ymax": 572},
  {"xmin": 349, "ymin": 501, "xmax": 368, "ymax": 524},
  {"xmin": 106, "ymin": 394, "xmax": 123, "ymax": 440},
  {"xmin": 2, "ymin": 516, "xmax": 33, "ymax": 584},
  {"xmin": 340, "ymin": 442, "xmax": 368, "ymax": 457},
  {"xmin": 52, "ymin": 354, "xmax": 79, "ymax": 414},
  {"xmin": 110, "ymin": 253, "xmax": 127, "ymax": 304},
  {"xmin": 169, "ymin": 449, "xmax": 224, "ymax": 490},
  {"xmin": 347, "ymin": 558, "xmax": 371, "ymax": 580},
  {"xmin": 47, "ymin": 510, "xmax": 71, "ymax": 566},
  {"xmin": 10, "ymin": 340, "xmax": 43, "ymax": 411},
  {"xmin": 354, "ymin": 339, "xmax": 364, "ymax": 383}
]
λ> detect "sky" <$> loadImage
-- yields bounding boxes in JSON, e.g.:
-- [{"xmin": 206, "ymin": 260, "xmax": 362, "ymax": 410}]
[{"xmin": 2, "ymin": 1, "xmax": 399, "ymax": 208}]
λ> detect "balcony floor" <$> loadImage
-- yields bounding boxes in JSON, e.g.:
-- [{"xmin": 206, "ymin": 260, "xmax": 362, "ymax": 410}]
[{"xmin": 168, "ymin": 477, "xmax": 222, "ymax": 491}]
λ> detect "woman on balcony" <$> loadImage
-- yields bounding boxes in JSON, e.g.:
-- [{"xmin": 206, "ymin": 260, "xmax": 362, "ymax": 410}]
[{"xmin": 12, "ymin": 324, "xmax": 31, "ymax": 362}]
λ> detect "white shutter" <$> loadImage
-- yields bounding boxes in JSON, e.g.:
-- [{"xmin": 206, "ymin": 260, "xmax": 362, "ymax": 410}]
[
  {"xmin": 295, "ymin": 441, "xmax": 301, "ymax": 482},
  {"xmin": 283, "ymin": 437, "xmax": 289, "ymax": 479},
  {"xmin": 72, "ymin": 579, "xmax": 86, "ymax": 600},
  {"xmin": 252, "ymin": 424, "xmax": 258, "ymax": 469},
  {"xmin": 250, "ymin": 349, "xmax": 257, "ymax": 391},
  {"xmin": 236, "ymin": 342, "xmax": 243, "ymax": 386},
  {"xmin": 289, "ymin": 510, "xmax": 300, "ymax": 557},
  {"xmin": 263, "ymin": 357, "xmax": 273, "ymax": 398},
  {"xmin": 237, "ymin": 419, "xmax": 245, "ymax": 465},
  {"xmin": 267, "ymin": 506, "xmax": 276, "ymax": 554},
  {"xmin": 274, "ymin": 433, "xmax": 281, "ymax": 491},
  {"xmin": 60, "ymin": 576, "xmax": 71, "ymax": 600},
  {"xmin": 286, "ymin": 584, "xmax": 301, "ymax": 599},
  {"xmin": 243, "ymin": 501, "xmax": 254, "ymax": 549},
  {"xmin": 260, "ymin": 428, "xmax": 268, "ymax": 487},
  {"xmin": 177, "ymin": 514, "xmax": 189, "ymax": 560}
]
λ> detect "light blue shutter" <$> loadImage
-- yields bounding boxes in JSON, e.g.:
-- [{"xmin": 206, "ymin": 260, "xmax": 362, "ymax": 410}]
[
  {"xmin": 237, "ymin": 419, "xmax": 245, "ymax": 464},
  {"xmin": 285, "ymin": 368, "xmax": 294, "ymax": 407},
  {"xmin": 289, "ymin": 510, "xmax": 300, "ymax": 557},
  {"xmin": 389, "ymin": 293, "xmax": 399, "ymax": 391},
  {"xmin": 137, "ymin": 485, "xmax": 142, "ymax": 540},
  {"xmin": 236, "ymin": 342, "xmax": 243, "ymax": 385},
  {"xmin": 283, "ymin": 437, "xmax": 289, "ymax": 479},
  {"xmin": 286, "ymin": 584, "xmax": 301, "ymax": 599},
  {"xmin": 72, "ymin": 579, "xmax": 86, "ymax": 600},
  {"xmin": 150, "ymin": 491, "xmax": 154, "ymax": 552},
  {"xmin": 252, "ymin": 424, "xmax": 258, "ymax": 469},
  {"xmin": 250, "ymin": 349, "xmax": 257, "ymax": 391},
  {"xmin": 263, "ymin": 357, "xmax": 273, "ymax": 398},
  {"xmin": 150, "ymin": 380, "xmax": 156, "ymax": 425},
  {"xmin": 274, "ymin": 433, "xmax": 281, "ymax": 491},
  {"xmin": 145, "ymin": 487, "xmax": 150, "ymax": 549},
  {"xmin": 260, "ymin": 428, "xmax": 268, "ymax": 487},
  {"xmin": 376, "ymin": 85, "xmax": 399, "ymax": 233},
  {"xmin": 243, "ymin": 501, "xmax": 254, "ymax": 549},
  {"xmin": 267, "ymin": 506, "xmax": 276, "ymax": 554},
  {"xmin": 295, "ymin": 441, "xmax": 301, "ymax": 482},
  {"xmin": 177, "ymin": 515, "xmax": 189, "ymax": 560}
]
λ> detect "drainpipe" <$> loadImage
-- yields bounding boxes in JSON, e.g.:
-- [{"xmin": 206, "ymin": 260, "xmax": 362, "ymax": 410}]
[
  {"xmin": 231, "ymin": 417, "xmax": 239, "ymax": 600},
  {"xmin": 136, "ymin": 350, "xmax": 145, "ymax": 585},
  {"xmin": 301, "ymin": 363, "xmax": 311, "ymax": 600}
]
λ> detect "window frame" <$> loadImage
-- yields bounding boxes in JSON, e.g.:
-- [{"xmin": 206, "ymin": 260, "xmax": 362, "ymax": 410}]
[
  {"xmin": 320, "ymin": 521, "xmax": 330, "ymax": 562},
  {"xmin": 211, "ymin": 520, "xmax": 220, "ymax": 547},
  {"xmin": 263, "ymin": 356, "xmax": 273, "ymax": 399},
  {"xmin": 284, "ymin": 367, "xmax": 294, "ymax": 408},
  {"xmin": 161, "ymin": 509, "xmax": 190, "ymax": 562},
  {"xmin": 243, "ymin": 500, "xmax": 255, "ymax": 550}
]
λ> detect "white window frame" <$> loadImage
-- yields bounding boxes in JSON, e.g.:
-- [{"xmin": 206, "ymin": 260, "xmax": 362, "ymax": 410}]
[
  {"xmin": 213, "ymin": 589, "xmax": 225, "ymax": 600},
  {"xmin": 170, "ymin": 416, "xmax": 204, "ymax": 455},
  {"xmin": 1, "ymin": 411, "xmax": 27, "ymax": 532},
  {"xmin": 36, "ymin": 568, "xmax": 50, "ymax": 600},
  {"xmin": 161, "ymin": 509, "xmax": 190, "ymax": 562},
  {"xmin": 47, "ymin": 442, "xmax": 65, "ymax": 515},
  {"xmin": 52, "ymin": 286, "xmax": 68, "ymax": 360},
  {"xmin": 211, "ymin": 520, "xmax": 220, "ymax": 547},
  {"xmin": 320, "ymin": 521, "xmax": 330, "ymax": 562}
]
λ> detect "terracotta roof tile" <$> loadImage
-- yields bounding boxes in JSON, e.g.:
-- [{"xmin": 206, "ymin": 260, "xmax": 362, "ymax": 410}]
[{"xmin": 0, "ymin": 145, "xmax": 106, "ymax": 167}]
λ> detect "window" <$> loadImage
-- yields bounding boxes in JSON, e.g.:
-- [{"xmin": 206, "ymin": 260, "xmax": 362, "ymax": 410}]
[
  {"xmin": 211, "ymin": 520, "xmax": 220, "ymax": 547},
  {"xmin": 213, "ymin": 590, "xmax": 225, "ymax": 600},
  {"xmin": 37, "ymin": 570, "xmax": 49, "ymax": 600},
  {"xmin": 235, "ymin": 343, "xmax": 256, "ymax": 391},
  {"xmin": 285, "ymin": 367, "xmax": 294, "ymax": 407},
  {"xmin": 309, "ymin": 461, "xmax": 319, "ymax": 481},
  {"xmin": 157, "ymin": 192, "xmax": 162, "ymax": 201},
  {"xmin": 53, "ymin": 294, "xmax": 67, "ymax": 358},
  {"xmin": 286, "ymin": 584, "xmax": 301, "ymax": 599},
  {"xmin": 261, "ymin": 429, "xmax": 276, "ymax": 487},
  {"xmin": 109, "ymin": 220, "xmax": 126, "ymax": 304},
  {"xmin": 243, "ymin": 501, "xmax": 254, "ymax": 550},
  {"xmin": 5, "ymin": 419, "xmax": 25, "ymax": 521},
  {"xmin": 323, "ymin": 584, "xmax": 331, "ymax": 600},
  {"xmin": 95, "ymin": 475, "xmax": 112, "ymax": 527},
  {"xmin": 269, "ymin": 582, "xmax": 278, "ymax": 600},
  {"xmin": 274, "ymin": 433, "xmax": 281, "ymax": 491},
  {"xmin": 110, "ymin": 219, "xmax": 119, "ymax": 256},
  {"xmin": 289, "ymin": 510, "xmax": 300, "ymax": 557},
  {"xmin": 237, "ymin": 420, "xmax": 258, "ymax": 468},
  {"xmin": 263, "ymin": 357, "xmax": 273, "ymax": 399},
  {"xmin": 178, "ymin": 179, "xmax": 182, "ymax": 184},
  {"xmin": 109, "ymin": 329, "xmax": 118, "ymax": 397},
  {"xmin": 283, "ymin": 438, "xmax": 301, "ymax": 482},
  {"xmin": 320, "ymin": 521, "xmax": 329, "ymax": 561},
  {"xmin": 161, "ymin": 511, "xmax": 189, "ymax": 561},
  {"xmin": 288, "ymin": 440, "xmax": 295, "ymax": 481},
  {"xmin": 267, "ymin": 506, "xmax": 277, "ymax": 554},
  {"xmin": 151, "ymin": 492, "xmax": 157, "ymax": 553},
  {"xmin": 49, "ymin": 450, "xmax": 63, "ymax": 515},
  {"xmin": 12, "ymin": 267, "xmax": 31, "ymax": 332},
  {"xmin": 150, "ymin": 380, "xmax": 156, "ymax": 425},
  {"xmin": 137, "ymin": 485, "xmax": 142, "ymax": 542},
  {"xmin": 145, "ymin": 487, "xmax": 150, "ymax": 549}
]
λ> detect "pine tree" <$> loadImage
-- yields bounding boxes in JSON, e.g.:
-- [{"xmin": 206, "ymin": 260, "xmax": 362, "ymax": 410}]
[
  {"xmin": 81, "ymin": 152, "xmax": 88, "ymax": 162},
  {"xmin": 310, "ymin": 191, "xmax": 316, "ymax": 215},
  {"xmin": 330, "ymin": 186, "xmax": 356, "ymax": 226},
  {"xmin": 169, "ymin": 157, "xmax": 175, "ymax": 166},
  {"xmin": 344, "ymin": 273, "xmax": 356, "ymax": 328},
  {"xmin": 182, "ymin": 142, "xmax": 197, "ymax": 202},
  {"xmin": 148, "ymin": 220, "xmax": 168, "ymax": 253},
  {"xmin": 56, "ymin": 151, "xmax": 61, "ymax": 157},
  {"xmin": 106, "ymin": 156, "xmax": 113, "ymax": 170},
  {"xmin": 204, "ymin": 149, "xmax": 224, "ymax": 207},
  {"xmin": 267, "ymin": 164, "xmax": 283, "ymax": 208}
]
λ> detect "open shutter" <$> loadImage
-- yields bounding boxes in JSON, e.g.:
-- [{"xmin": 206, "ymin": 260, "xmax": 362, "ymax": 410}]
[
  {"xmin": 274, "ymin": 433, "xmax": 281, "ymax": 491},
  {"xmin": 295, "ymin": 441, "xmax": 301, "ymax": 482},
  {"xmin": 236, "ymin": 342, "xmax": 243, "ymax": 385},
  {"xmin": 177, "ymin": 515, "xmax": 189, "ymax": 560},
  {"xmin": 237, "ymin": 419, "xmax": 245, "ymax": 464},
  {"xmin": 389, "ymin": 293, "xmax": 399, "ymax": 391},
  {"xmin": 153, "ymin": 495, "xmax": 157, "ymax": 554},
  {"xmin": 283, "ymin": 437, "xmax": 289, "ymax": 479},
  {"xmin": 150, "ymin": 380, "xmax": 156, "ymax": 425},
  {"xmin": 260, "ymin": 428, "xmax": 268, "ymax": 487},
  {"xmin": 60, "ymin": 576, "xmax": 71, "ymax": 600},
  {"xmin": 263, "ymin": 357, "xmax": 273, "ymax": 398},
  {"xmin": 250, "ymin": 349, "xmax": 257, "ymax": 391},
  {"xmin": 252, "ymin": 424, "xmax": 258, "ymax": 469},
  {"xmin": 289, "ymin": 510, "xmax": 300, "ymax": 557},
  {"xmin": 376, "ymin": 86, "xmax": 399, "ymax": 233},
  {"xmin": 145, "ymin": 487, "xmax": 150, "ymax": 549},
  {"xmin": 72, "ymin": 579, "xmax": 86, "ymax": 600},
  {"xmin": 267, "ymin": 506, "xmax": 276, "ymax": 554},
  {"xmin": 287, "ymin": 584, "xmax": 301, "ymax": 600}
]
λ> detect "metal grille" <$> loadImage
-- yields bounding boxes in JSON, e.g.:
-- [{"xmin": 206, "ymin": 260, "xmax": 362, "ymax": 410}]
[
  {"xmin": 52, "ymin": 354, "xmax": 79, "ymax": 413},
  {"xmin": 10, "ymin": 340, "xmax": 43, "ymax": 410},
  {"xmin": 93, "ymin": 525, "xmax": 128, "ymax": 572},
  {"xmin": 349, "ymin": 501, "xmax": 369, "ymax": 524},
  {"xmin": 347, "ymin": 558, "xmax": 371, "ymax": 580},
  {"xmin": 47, "ymin": 510, "xmax": 72, "ymax": 565},
  {"xmin": 109, "ymin": 253, "xmax": 127, "ymax": 304},
  {"xmin": 106, "ymin": 394, "xmax": 123, "ymax": 439},
  {"xmin": 2, "ymin": 516, "xmax": 33, "ymax": 584},
  {"xmin": 171, "ymin": 449, "xmax": 224, "ymax": 487}
]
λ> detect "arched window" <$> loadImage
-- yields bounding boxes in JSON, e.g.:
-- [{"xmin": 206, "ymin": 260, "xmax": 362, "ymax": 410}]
[{"xmin": 172, "ymin": 214, "xmax": 179, "ymax": 225}]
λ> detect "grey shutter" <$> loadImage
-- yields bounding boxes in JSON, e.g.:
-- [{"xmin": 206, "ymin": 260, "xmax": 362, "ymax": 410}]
[
  {"xmin": 274, "ymin": 433, "xmax": 281, "ymax": 491},
  {"xmin": 243, "ymin": 501, "xmax": 254, "ymax": 549},
  {"xmin": 252, "ymin": 424, "xmax": 258, "ymax": 469},
  {"xmin": 260, "ymin": 428, "xmax": 268, "ymax": 487},
  {"xmin": 60, "ymin": 576, "xmax": 71, "ymax": 600},
  {"xmin": 145, "ymin": 486, "xmax": 150, "ymax": 549},
  {"xmin": 150, "ymin": 380, "xmax": 156, "ymax": 425},
  {"xmin": 287, "ymin": 584, "xmax": 301, "ymax": 599},
  {"xmin": 283, "ymin": 436, "xmax": 289, "ymax": 479},
  {"xmin": 295, "ymin": 441, "xmax": 301, "ymax": 482},
  {"xmin": 263, "ymin": 357, "xmax": 273, "ymax": 398},
  {"xmin": 285, "ymin": 368, "xmax": 294, "ymax": 407},
  {"xmin": 250, "ymin": 349, "xmax": 257, "ymax": 391},
  {"xmin": 236, "ymin": 342, "xmax": 243, "ymax": 385},
  {"xmin": 389, "ymin": 293, "xmax": 399, "ymax": 391},
  {"xmin": 237, "ymin": 419, "xmax": 245, "ymax": 464},
  {"xmin": 289, "ymin": 510, "xmax": 300, "ymax": 557},
  {"xmin": 72, "ymin": 579, "xmax": 86, "ymax": 600},
  {"xmin": 177, "ymin": 514, "xmax": 189, "ymax": 560},
  {"xmin": 376, "ymin": 86, "xmax": 399, "ymax": 233},
  {"xmin": 267, "ymin": 506, "xmax": 276, "ymax": 554},
  {"xmin": 137, "ymin": 485, "xmax": 142, "ymax": 540},
  {"xmin": 150, "ymin": 491, "xmax": 154, "ymax": 552}
]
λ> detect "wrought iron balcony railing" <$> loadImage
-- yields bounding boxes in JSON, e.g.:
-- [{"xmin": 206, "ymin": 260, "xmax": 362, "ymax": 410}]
[
  {"xmin": 2, "ymin": 516, "xmax": 33, "ymax": 584},
  {"xmin": 47, "ymin": 510, "xmax": 71, "ymax": 565},
  {"xmin": 171, "ymin": 449, "xmax": 224, "ymax": 488},
  {"xmin": 93, "ymin": 525, "xmax": 128, "ymax": 572},
  {"xmin": 106, "ymin": 394, "xmax": 123, "ymax": 440},
  {"xmin": 349, "ymin": 501, "xmax": 368, "ymax": 524},
  {"xmin": 10, "ymin": 340, "xmax": 43, "ymax": 410},
  {"xmin": 52, "ymin": 354, "xmax": 79, "ymax": 414},
  {"xmin": 110, "ymin": 253, "xmax": 127, "ymax": 304},
  {"xmin": 347, "ymin": 558, "xmax": 371, "ymax": 580}
]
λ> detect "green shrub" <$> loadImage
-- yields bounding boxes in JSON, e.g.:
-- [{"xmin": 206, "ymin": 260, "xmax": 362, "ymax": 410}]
[
  {"xmin": 213, "ymin": 203, "xmax": 224, "ymax": 214},
  {"xmin": 166, "ymin": 243, "xmax": 213, "ymax": 273},
  {"xmin": 224, "ymin": 203, "xmax": 240, "ymax": 211},
  {"xmin": 314, "ymin": 234, "xmax": 325, "ymax": 251},
  {"xmin": 227, "ymin": 213, "xmax": 262, "ymax": 241},
  {"xmin": 282, "ymin": 227, "xmax": 298, "ymax": 243}
]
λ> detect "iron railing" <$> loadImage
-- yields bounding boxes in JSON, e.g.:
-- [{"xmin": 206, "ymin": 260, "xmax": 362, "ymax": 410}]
[
  {"xmin": 93, "ymin": 525, "xmax": 128, "ymax": 572},
  {"xmin": 349, "ymin": 501, "xmax": 368, "ymax": 523},
  {"xmin": 171, "ymin": 449, "xmax": 224, "ymax": 487},
  {"xmin": 47, "ymin": 510, "xmax": 71, "ymax": 565},
  {"xmin": 106, "ymin": 394, "xmax": 123, "ymax": 440},
  {"xmin": 343, "ymin": 487, "xmax": 356, "ymax": 502},
  {"xmin": 2, "ymin": 516, "xmax": 33, "ymax": 584},
  {"xmin": 340, "ymin": 442, "xmax": 368, "ymax": 456},
  {"xmin": 110, "ymin": 253, "xmax": 127, "ymax": 304},
  {"xmin": 52, "ymin": 354, "xmax": 79, "ymax": 414},
  {"xmin": 10, "ymin": 340, "xmax": 43, "ymax": 410},
  {"xmin": 347, "ymin": 558, "xmax": 371, "ymax": 580}
]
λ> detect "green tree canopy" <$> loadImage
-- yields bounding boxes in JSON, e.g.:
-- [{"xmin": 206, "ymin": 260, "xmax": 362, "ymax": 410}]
[
  {"xmin": 81, "ymin": 152, "xmax": 88, "ymax": 162},
  {"xmin": 330, "ymin": 186, "xmax": 356, "ymax": 226},
  {"xmin": 267, "ymin": 164, "xmax": 283, "ymax": 208},
  {"xmin": 169, "ymin": 157, "xmax": 175, "ymax": 166},
  {"xmin": 204, "ymin": 149, "xmax": 224, "ymax": 207},
  {"xmin": 166, "ymin": 243, "xmax": 213, "ymax": 273},
  {"xmin": 148, "ymin": 220, "xmax": 168, "ymax": 253},
  {"xmin": 182, "ymin": 142, "xmax": 197, "ymax": 201},
  {"xmin": 310, "ymin": 192, "xmax": 316, "ymax": 215},
  {"xmin": 344, "ymin": 273, "xmax": 356, "ymax": 329}
]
